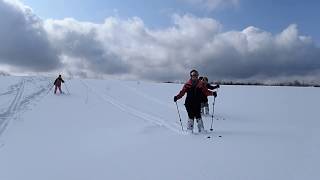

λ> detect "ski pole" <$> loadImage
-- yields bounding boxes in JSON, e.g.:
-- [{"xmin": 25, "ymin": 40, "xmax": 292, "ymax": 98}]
[
  {"xmin": 175, "ymin": 102, "xmax": 184, "ymax": 131},
  {"xmin": 64, "ymin": 82, "xmax": 70, "ymax": 95},
  {"xmin": 44, "ymin": 84, "xmax": 54, "ymax": 96},
  {"xmin": 210, "ymin": 96, "xmax": 216, "ymax": 131},
  {"xmin": 48, "ymin": 84, "xmax": 54, "ymax": 94}
]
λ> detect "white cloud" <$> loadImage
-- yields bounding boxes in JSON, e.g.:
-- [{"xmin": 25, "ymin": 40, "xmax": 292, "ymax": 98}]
[
  {"xmin": 42, "ymin": 14, "xmax": 223, "ymax": 80},
  {"xmin": 1, "ymin": 0, "xmax": 320, "ymax": 82},
  {"xmin": 43, "ymin": 15, "xmax": 320, "ymax": 81}
]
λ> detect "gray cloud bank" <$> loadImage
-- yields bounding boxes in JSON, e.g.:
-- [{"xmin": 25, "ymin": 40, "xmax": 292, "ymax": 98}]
[
  {"xmin": 1, "ymin": 0, "xmax": 320, "ymax": 82},
  {"xmin": 0, "ymin": 0, "xmax": 60, "ymax": 72}
]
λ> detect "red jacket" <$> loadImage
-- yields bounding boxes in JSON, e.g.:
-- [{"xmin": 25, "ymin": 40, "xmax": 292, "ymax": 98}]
[{"xmin": 176, "ymin": 79, "xmax": 214, "ymax": 106}]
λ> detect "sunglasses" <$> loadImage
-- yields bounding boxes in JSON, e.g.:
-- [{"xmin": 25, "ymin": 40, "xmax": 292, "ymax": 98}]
[{"xmin": 191, "ymin": 74, "xmax": 198, "ymax": 77}]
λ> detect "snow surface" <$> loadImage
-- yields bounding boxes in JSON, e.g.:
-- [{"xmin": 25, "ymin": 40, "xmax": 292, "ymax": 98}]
[{"xmin": 0, "ymin": 76, "xmax": 319, "ymax": 180}]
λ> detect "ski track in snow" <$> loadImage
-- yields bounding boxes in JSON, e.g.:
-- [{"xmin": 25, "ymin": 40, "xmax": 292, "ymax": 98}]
[
  {"xmin": 80, "ymin": 80, "xmax": 183, "ymax": 134},
  {"xmin": 116, "ymin": 81, "xmax": 228, "ymax": 132},
  {"xmin": 0, "ymin": 79, "xmax": 25, "ymax": 136},
  {"xmin": 0, "ymin": 77, "xmax": 224, "ymax": 138},
  {"xmin": 111, "ymin": 80, "xmax": 227, "ymax": 133},
  {"xmin": 0, "ymin": 77, "xmax": 52, "ymax": 137},
  {"xmin": 118, "ymin": 82, "xmax": 177, "ymax": 110},
  {"xmin": 202, "ymin": 114, "xmax": 226, "ymax": 121}
]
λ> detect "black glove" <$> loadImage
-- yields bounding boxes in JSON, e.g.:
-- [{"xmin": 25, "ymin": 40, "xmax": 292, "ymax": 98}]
[
  {"xmin": 174, "ymin": 96, "xmax": 178, "ymax": 102},
  {"xmin": 213, "ymin": 91, "xmax": 217, "ymax": 98},
  {"xmin": 216, "ymin": 84, "xmax": 220, "ymax": 88}
]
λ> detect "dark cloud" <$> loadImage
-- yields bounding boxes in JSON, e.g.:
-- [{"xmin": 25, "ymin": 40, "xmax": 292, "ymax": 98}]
[
  {"xmin": 60, "ymin": 30, "xmax": 129, "ymax": 75},
  {"xmin": 0, "ymin": 0, "xmax": 60, "ymax": 72},
  {"xmin": 44, "ymin": 18, "xmax": 131, "ymax": 77}
]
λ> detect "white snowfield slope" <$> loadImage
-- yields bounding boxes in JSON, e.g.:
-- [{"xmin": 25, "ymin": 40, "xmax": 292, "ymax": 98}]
[{"xmin": 0, "ymin": 76, "xmax": 319, "ymax": 180}]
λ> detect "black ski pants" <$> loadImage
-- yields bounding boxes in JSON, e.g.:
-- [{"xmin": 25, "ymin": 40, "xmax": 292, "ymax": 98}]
[{"xmin": 185, "ymin": 103, "xmax": 201, "ymax": 119}]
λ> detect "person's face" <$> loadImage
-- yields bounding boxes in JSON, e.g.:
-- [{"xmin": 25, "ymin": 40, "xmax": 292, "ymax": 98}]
[{"xmin": 190, "ymin": 72, "xmax": 198, "ymax": 80}]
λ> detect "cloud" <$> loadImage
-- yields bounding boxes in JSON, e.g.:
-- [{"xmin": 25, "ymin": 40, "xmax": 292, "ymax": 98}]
[
  {"xmin": 181, "ymin": 0, "xmax": 240, "ymax": 11},
  {"xmin": 43, "ymin": 14, "xmax": 223, "ymax": 80},
  {"xmin": 44, "ymin": 14, "xmax": 320, "ymax": 82},
  {"xmin": 1, "ymin": 0, "xmax": 320, "ymax": 82},
  {"xmin": 0, "ymin": 0, "xmax": 61, "ymax": 72},
  {"xmin": 198, "ymin": 24, "xmax": 320, "ymax": 81}
]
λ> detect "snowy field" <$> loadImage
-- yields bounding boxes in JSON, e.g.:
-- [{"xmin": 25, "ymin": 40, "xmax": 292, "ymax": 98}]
[{"xmin": 0, "ymin": 76, "xmax": 319, "ymax": 180}]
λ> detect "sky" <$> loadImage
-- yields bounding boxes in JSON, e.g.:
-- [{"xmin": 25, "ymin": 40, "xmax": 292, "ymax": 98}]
[
  {"xmin": 1, "ymin": 0, "xmax": 320, "ymax": 82},
  {"xmin": 20, "ymin": 0, "xmax": 320, "ymax": 42}
]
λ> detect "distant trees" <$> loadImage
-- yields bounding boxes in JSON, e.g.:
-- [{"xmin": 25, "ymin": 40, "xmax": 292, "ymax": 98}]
[
  {"xmin": 211, "ymin": 80, "xmax": 320, "ymax": 87},
  {"xmin": 164, "ymin": 79, "xmax": 320, "ymax": 87}
]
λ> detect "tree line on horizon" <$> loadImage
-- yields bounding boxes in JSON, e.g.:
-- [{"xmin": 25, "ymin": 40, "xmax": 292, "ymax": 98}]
[{"xmin": 164, "ymin": 80, "xmax": 320, "ymax": 87}]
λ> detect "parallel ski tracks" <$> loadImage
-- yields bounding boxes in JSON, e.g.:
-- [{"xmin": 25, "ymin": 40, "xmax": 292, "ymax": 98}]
[
  {"xmin": 0, "ymin": 79, "xmax": 25, "ymax": 136},
  {"xmin": 80, "ymin": 80, "xmax": 183, "ymax": 134},
  {"xmin": 0, "ymin": 77, "xmax": 51, "ymax": 137}
]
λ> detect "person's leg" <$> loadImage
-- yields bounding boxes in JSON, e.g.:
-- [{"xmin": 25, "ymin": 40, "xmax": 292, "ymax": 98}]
[
  {"xmin": 185, "ymin": 105, "xmax": 195, "ymax": 132},
  {"xmin": 187, "ymin": 118, "xmax": 194, "ymax": 132},
  {"xmin": 58, "ymin": 86, "xmax": 62, "ymax": 94},
  {"xmin": 200, "ymin": 102, "xmax": 205, "ymax": 115},
  {"xmin": 195, "ymin": 105, "xmax": 205, "ymax": 133},
  {"xmin": 196, "ymin": 118, "xmax": 205, "ymax": 133},
  {"xmin": 204, "ymin": 102, "xmax": 209, "ymax": 115}
]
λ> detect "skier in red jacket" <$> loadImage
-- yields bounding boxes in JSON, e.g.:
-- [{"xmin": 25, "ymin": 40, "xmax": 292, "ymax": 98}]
[
  {"xmin": 174, "ymin": 70, "xmax": 217, "ymax": 133},
  {"xmin": 199, "ymin": 76, "xmax": 219, "ymax": 115},
  {"xmin": 53, "ymin": 74, "xmax": 65, "ymax": 94}
]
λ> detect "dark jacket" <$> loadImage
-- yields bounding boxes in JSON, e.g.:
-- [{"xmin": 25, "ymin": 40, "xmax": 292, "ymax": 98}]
[
  {"xmin": 175, "ymin": 79, "xmax": 214, "ymax": 107},
  {"xmin": 54, "ymin": 77, "xmax": 64, "ymax": 87}
]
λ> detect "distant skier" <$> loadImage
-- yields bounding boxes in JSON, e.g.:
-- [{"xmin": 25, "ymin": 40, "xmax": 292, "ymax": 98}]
[
  {"xmin": 53, "ymin": 74, "xmax": 65, "ymax": 94},
  {"xmin": 174, "ymin": 70, "xmax": 217, "ymax": 133},
  {"xmin": 199, "ymin": 76, "xmax": 219, "ymax": 115}
]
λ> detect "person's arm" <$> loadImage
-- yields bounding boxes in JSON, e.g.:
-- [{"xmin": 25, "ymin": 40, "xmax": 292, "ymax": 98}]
[
  {"xmin": 207, "ymin": 83, "xmax": 219, "ymax": 90},
  {"xmin": 202, "ymin": 84, "xmax": 217, "ymax": 97},
  {"xmin": 53, "ymin": 79, "xmax": 57, "ymax": 85},
  {"xmin": 207, "ymin": 83, "xmax": 215, "ymax": 90},
  {"xmin": 174, "ymin": 84, "xmax": 190, "ymax": 101},
  {"xmin": 59, "ymin": 77, "xmax": 65, "ymax": 83}
]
